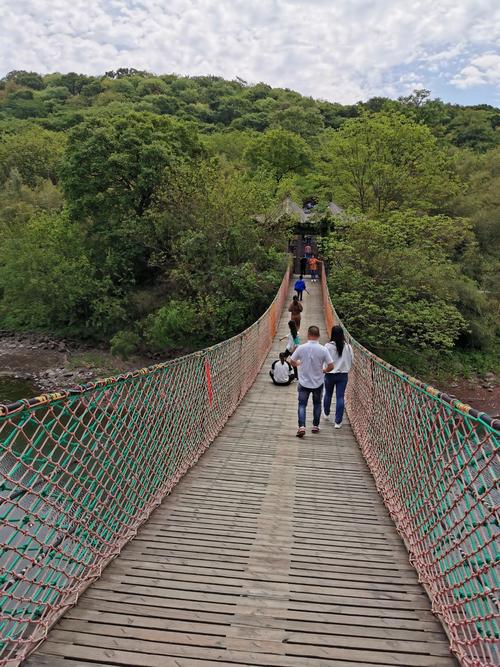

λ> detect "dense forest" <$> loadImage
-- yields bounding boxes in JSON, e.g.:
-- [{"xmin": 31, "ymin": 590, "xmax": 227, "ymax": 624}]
[{"xmin": 0, "ymin": 69, "xmax": 498, "ymax": 380}]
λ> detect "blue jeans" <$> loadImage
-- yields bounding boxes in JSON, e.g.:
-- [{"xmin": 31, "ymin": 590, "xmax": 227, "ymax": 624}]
[
  {"xmin": 323, "ymin": 373, "xmax": 348, "ymax": 424},
  {"xmin": 298, "ymin": 383, "xmax": 323, "ymax": 427}
]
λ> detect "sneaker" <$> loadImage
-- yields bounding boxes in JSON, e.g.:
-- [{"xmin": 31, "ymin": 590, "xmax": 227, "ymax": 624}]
[
  {"xmin": 312, "ymin": 425, "xmax": 320, "ymax": 433},
  {"xmin": 334, "ymin": 422, "xmax": 342, "ymax": 429},
  {"xmin": 296, "ymin": 427, "xmax": 306, "ymax": 438},
  {"xmin": 323, "ymin": 412, "xmax": 330, "ymax": 421}
]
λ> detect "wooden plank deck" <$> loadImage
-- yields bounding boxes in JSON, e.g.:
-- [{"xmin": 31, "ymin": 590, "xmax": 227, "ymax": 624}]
[{"xmin": 25, "ymin": 279, "xmax": 457, "ymax": 667}]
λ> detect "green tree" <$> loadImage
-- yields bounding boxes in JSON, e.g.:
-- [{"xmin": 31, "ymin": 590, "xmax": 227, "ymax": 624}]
[
  {"xmin": 244, "ymin": 128, "xmax": 312, "ymax": 180},
  {"xmin": 322, "ymin": 113, "xmax": 458, "ymax": 213},
  {"xmin": 0, "ymin": 127, "xmax": 64, "ymax": 186},
  {"xmin": 2, "ymin": 70, "xmax": 45, "ymax": 90},
  {"xmin": 272, "ymin": 105, "xmax": 325, "ymax": 138},
  {"xmin": 0, "ymin": 88, "xmax": 46, "ymax": 119},
  {"xmin": 145, "ymin": 301, "xmax": 199, "ymax": 351},
  {"xmin": 322, "ymin": 211, "xmax": 487, "ymax": 355},
  {"xmin": 453, "ymin": 146, "xmax": 500, "ymax": 306},
  {"xmin": 446, "ymin": 110, "xmax": 499, "ymax": 152},
  {"xmin": 0, "ymin": 170, "xmax": 63, "ymax": 243},
  {"xmin": 0, "ymin": 212, "xmax": 98, "ymax": 331},
  {"xmin": 148, "ymin": 161, "xmax": 288, "ymax": 342},
  {"xmin": 398, "ymin": 88, "xmax": 431, "ymax": 108},
  {"xmin": 60, "ymin": 111, "xmax": 203, "ymax": 221}
]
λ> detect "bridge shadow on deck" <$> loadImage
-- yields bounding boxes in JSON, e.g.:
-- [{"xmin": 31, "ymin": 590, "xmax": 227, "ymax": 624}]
[{"xmin": 26, "ymin": 280, "xmax": 457, "ymax": 667}]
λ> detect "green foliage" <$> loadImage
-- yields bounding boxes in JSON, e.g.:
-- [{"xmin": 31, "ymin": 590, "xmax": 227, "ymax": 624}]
[
  {"xmin": 0, "ymin": 170, "xmax": 64, "ymax": 240},
  {"xmin": 384, "ymin": 347, "xmax": 500, "ymax": 385},
  {"xmin": 244, "ymin": 128, "xmax": 312, "ymax": 180},
  {"xmin": 110, "ymin": 330, "xmax": 141, "ymax": 360},
  {"xmin": 322, "ymin": 211, "xmax": 491, "ymax": 355},
  {"xmin": 2, "ymin": 70, "xmax": 45, "ymax": 90},
  {"xmin": 446, "ymin": 110, "xmax": 499, "ymax": 152},
  {"xmin": 0, "ymin": 211, "xmax": 98, "ymax": 331},
  {"xmin": 322, "ymin": 113, "xmax": 458, "ymax": 214},
  {"xmin": 145, "ymin": 301, "xmax": 199, "ymax": 351},
  {"xmin": 452, "ymin": 146, "xmax": 500, "ymax": 312},
  {"xmin": 60, "ymin": 111, "xmax": 203, "ymax": 221},
  {"xmin": 0, "ymin": 127, "xmax": 64, "ymax": 186},
  {"xmin": 272, "ymin": 105, "xmax": 325, "ymax": 138},
  {"xmin": 0, "ymin": 71, "xmax": 497, "ymax": 383}
]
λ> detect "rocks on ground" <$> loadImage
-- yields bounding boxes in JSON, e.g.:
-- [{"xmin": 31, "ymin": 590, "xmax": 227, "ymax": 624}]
[{"xmin": 0, "ymin": 331, "xmax": 152, "ymax": 398}]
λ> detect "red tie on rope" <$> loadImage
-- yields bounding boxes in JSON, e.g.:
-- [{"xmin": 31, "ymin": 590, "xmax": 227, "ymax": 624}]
[{"xmin": 205, "ymin": 358, "xmax": 213, "ymax": 407}]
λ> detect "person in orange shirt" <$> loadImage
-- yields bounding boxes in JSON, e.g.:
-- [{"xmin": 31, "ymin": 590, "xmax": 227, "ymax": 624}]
[{"xmin": 308, "ymin": 255, "xmax": 319, "ymax": 282}]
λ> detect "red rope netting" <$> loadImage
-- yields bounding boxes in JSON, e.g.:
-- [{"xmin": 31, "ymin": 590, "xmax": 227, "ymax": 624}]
[
  {"xmin": 0, "ymin": 269, "xmax": 291, "ymax": 665},
  {"xmin": 321, "ymin": 267, "xmax": 499, "ymax": 667}
]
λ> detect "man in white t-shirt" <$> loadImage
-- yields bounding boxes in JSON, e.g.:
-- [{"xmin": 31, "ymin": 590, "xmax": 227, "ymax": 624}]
[{"xmin": 290, "ymin": 326, "xmax": 333, "ymax": 437}]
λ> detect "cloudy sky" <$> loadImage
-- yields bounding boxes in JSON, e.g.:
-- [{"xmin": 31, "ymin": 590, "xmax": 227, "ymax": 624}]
[{"xmin": 1, "ymin": 0, "xmax": 499, "ymax": 105}]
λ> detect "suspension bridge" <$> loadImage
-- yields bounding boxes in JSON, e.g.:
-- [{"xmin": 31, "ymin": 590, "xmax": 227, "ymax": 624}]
[{"xmin": 0, "ymin": 268, "xmax": 498, "ymax": 667}]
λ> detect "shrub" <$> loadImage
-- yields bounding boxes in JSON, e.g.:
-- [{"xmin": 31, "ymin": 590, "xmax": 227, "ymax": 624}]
[
  {"xmin": 110, "ymin": 330, "xmax": 141, "ymax": 360},
  {"xmin": 145, "ymin": 301, "xmax": 199, "ymax": 351}
]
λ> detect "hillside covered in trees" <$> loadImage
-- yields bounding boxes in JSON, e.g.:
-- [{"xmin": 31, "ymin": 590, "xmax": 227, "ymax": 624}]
[{"xmin": 0, "ymin": 69, "xmax": 498, "ymax": 381}]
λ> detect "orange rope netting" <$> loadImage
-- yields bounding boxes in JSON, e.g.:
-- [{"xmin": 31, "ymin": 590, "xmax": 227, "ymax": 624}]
[
  {"xmin": 321, "ymin": 267, "xmax": 499, "ymax": 667},
  {"xmin": 0, "ymin": 270, "xmax": 290, "ymax": 665}
]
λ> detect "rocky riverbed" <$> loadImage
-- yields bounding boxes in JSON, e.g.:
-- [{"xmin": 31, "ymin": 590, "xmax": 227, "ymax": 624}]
[
  {"xmin": 441, "ymin": 375, "xmax": 499, "ymax": 419},
  {"xmin": 0, "ymin": 332, "xmax": 154, "ymax": 404}
]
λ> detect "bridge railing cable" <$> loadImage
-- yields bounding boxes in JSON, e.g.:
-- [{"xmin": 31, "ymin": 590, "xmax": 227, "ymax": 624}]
[
  {"xmin": 321, "ymin": 268, "xmax": 499, "ymax": 667},
  {"xmin": 0, "ymin": 268, "xmax": 291, "ymax": 665}
]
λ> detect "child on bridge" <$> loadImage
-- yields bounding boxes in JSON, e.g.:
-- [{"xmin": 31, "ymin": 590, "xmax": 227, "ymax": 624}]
[
  {"xmin": 288, "ymin": 296, "xmax": 303, "ymax": 330},
  {"xmin": 280, "ymin": 320, "xmax": 300, "ymax": 381},
  {"xmin": 308, "ymin": 256, "xmax": 319, "ymax": 282},
  {"xmin": 294, "ymin": 275, "xmax": 308, "ymax": 301},
  {"xmin": 269, "ymin": 353, "xmax": 294, "ymax": 386}
]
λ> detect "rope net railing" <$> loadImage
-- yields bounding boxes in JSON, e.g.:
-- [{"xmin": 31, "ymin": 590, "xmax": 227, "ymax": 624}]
[
  {"xmin": 0, "ymin": 268, "xmax": 290, "ymax": 665},
  {"xmin": 321, "ymin": 269, "xmax": 499, "ymax": 667}
]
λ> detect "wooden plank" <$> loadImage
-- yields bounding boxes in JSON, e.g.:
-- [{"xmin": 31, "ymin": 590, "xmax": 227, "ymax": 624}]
[
  {"xmin": 103, "ymin": 566, "xmax": 424, "ymax": 595},
  {"xmin": 74, "ymin": 596, "xmax": 445, "ymax": 633},
  {"xmin": 33, "ymin": 641, "xmax": 389, "ymax": 667},
  {"xmin": 83, "ymin": 585, "xmax": 440, "ymax": 622},
  {"xmin": 39, "ymin": 630, "xmax": 457, "ymax": 667},
  {"xmin": 65, "ymin": 606, "xmax": 447, "ymax": 644},
  {"xmin": 26, "ymin": 280, "xmax": 456, "ymax": 666},
  {"xmin": 24, "ymin": 657, "xmax": 110, "ymax": 667},
  {"xmin": 110, "ymin": 556, "xmax": 421, "ymax": 585}
]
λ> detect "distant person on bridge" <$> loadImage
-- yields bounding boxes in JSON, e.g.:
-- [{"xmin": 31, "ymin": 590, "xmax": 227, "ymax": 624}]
[
  {"xmin": 280, "ymin": 320, "xmax": 300, "ymax": 380},
  {"xmin": 308, "ymin": 255, "xmax": 319, "ymax": 282},
  {"xmin": 269, "ymin": 353, "xmax": 294, "ymax": 386},
  {"xmin": 304, "ymin": 243, "xmax": 312, "ymax": 258},
  {"xmin": 288, "ymin": 295, "xmax": 303, "ymax": 330},
  {"xmin": 300, "ymin": 255, "xmax": 308, "ymax": 275},
  {"xmin": 323, "ymin": 325, "xmax": 353, "ymax": 429},
  {"xmin": 290, "ymin": 326, "xmax": 334, "ymax": 437},
  {"xmin": 294, "ymin": 275, "xmax": 308, "ymax": 301}
]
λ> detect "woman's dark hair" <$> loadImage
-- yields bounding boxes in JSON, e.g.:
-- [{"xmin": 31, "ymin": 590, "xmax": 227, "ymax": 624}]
[
  {"xmin": 288, "ymin": 320, "xmax": 298, "ymax": 338},
  {"xmin": 330, "ymin": 325, "xmax": 345, "ymax": 357}
]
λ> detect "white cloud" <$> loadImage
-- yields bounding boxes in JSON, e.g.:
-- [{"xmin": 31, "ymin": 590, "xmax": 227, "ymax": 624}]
[
  {"xmin": 451, "ymin": 53, "xmax": 500, "ymax": 88},
  {"xmin": 0, "ymin": 0, "xmax": 498, "ymax": 103}
]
